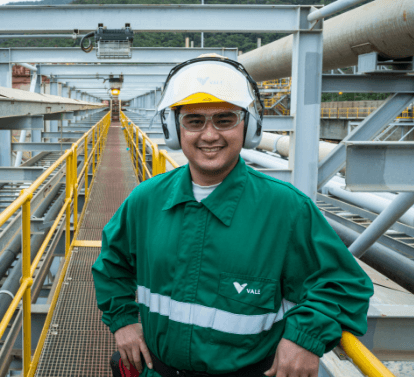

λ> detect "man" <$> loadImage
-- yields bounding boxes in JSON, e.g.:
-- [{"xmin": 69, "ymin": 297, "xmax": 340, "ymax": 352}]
[{"xmin": 92, "ymin": 56, "xmax": 374, "ymax": 377}]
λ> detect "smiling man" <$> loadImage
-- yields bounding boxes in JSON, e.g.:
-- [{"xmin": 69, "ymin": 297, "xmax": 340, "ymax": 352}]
[{"xmin": 92, "ymin": 56, "xmax": 374, "ymax": 377}]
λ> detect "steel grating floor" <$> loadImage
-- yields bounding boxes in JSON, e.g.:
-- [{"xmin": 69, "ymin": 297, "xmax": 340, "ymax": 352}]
[{"xmin": 35, "ymin": 125, "xmax": 138, "ymax": 377}]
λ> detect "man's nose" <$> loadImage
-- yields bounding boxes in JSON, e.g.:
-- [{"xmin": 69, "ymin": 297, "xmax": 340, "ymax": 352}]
[{"xmin": 200, "ymin": 120, "xmax": 220, "ymax": 141}]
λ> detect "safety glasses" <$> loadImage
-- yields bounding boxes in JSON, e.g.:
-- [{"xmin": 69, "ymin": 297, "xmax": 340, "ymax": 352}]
[{"xmin": 179, "ymin": 110, "xmax": 245, "ymax": 132}]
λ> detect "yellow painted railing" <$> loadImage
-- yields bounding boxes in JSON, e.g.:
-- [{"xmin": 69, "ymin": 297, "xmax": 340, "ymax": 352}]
[
  {"xmin": 341, "ymin": 331, "xmax": 394, "ymax": 377},
  {"xmin": 0, "ymin": 112, "xmax": 111, "ymax": 377},
  {"xmin": 120, "ymin": 111, "xmax": 179, "ymax": 180},
  {"xmin": 321, "ymin": 107, "xmax": 413, "ymax": 119}
]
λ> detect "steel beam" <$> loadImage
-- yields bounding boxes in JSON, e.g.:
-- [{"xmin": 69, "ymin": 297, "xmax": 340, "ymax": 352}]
[
  {"xmin": 0, "ymin": 5, "xmax": 312, "ymax": 33},
  {"xmin": 318, "ymin": 93, "xmax": 414, "ymax": 190},
  {"xmin": 11, "ymin": 143, "xmax": 73, "ymax": 151},
  {"xmin": 39, "ymin": 64, "xmax": 173, "ymax": 76},
  {"xmin": 41, "ymin": 132, "xmax": 85, "ymax": 139},
  {"xmin": 344, "ymin": 142, "xmax": 414, "ymax": 192},
  {"xmin": 262, "ymin": 116, "xmax": 294, "ymax": 132},
  {"xmin": 0, "ymin": 116, "xmax": 44, "ymax": 130},
  {"xmin": 322, "ymin": 74, "xmax": 414, "ymax": 93},
  {"xmin": 0, "ymin": 167, "xmax": 45, "ymax": 182},
  {"xmin": 0, "ymin": 47, "xmax": 238, "ymax": 64}
]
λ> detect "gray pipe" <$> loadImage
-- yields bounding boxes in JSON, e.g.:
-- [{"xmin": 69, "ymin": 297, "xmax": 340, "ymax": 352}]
[
  {"xmin": 0, "ymin": 182, "xmax": 62, "ymax": 279},
  {"xmin": 349, "ymin": 192, "xmax": 414, "ymax": 258},
  {"xmin": 239, "ymin": 0, "xmax": 414, "ymax": 81},
  {"xmin": 307, "ymin": 0, "xmax": 368, "ymax": 22},
  {"xmin": 326, "ymin": 217, "xmax": 414, "ymax": 293},
  {"xmin": 0, "ymin": 191, "xmax": 65, "ymax": 321}
]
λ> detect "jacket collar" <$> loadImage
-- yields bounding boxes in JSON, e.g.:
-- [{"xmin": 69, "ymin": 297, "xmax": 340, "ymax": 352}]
[{"xmin": 162, "ymin": 157, "xmax": 248, "ymax": 226}]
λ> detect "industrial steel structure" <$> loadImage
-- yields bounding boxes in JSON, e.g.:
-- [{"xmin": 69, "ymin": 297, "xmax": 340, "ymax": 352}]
[{"xmin": 0, "ymin": 0, "xmax": 413, "ymax": 376}]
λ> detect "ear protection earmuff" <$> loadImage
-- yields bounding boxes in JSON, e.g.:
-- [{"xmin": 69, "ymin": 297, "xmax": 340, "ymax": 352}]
[{"xmin": 159, "ymin": 57, "xmax": 264, "ymax": 150}]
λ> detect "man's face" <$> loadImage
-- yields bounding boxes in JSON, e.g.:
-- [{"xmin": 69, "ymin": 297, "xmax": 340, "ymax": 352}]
[{"xmin": 179, "ymin": 102, "xmax": 245, "ymax": 184}]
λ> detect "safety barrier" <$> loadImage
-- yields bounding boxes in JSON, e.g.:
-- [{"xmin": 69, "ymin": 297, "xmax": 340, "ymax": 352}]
[
  {"xmin": 0, "ymin": 111, "xmax": 111, "ymax": 377},
  {"xmin": 120, "ymin": 111, "xmax": 179, "ymax": 180}
]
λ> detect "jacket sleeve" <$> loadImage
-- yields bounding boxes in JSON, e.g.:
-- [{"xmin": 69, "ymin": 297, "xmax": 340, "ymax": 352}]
[
  {"xmin": 91, "ymin": 196, "xmax": 140, "ymax": 334},
  {"xmin": 281, "ymin": 197, "xmax": 374, "ymax": 357}
]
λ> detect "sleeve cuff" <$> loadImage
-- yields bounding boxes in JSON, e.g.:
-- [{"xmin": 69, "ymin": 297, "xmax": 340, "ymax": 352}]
[
  {"xmin": 109, "ymin": 313, "xmax": 140, "ymax": 334},
  {"xmin": 282, "ymin": 324, "xmax": 326, "ymax": 357}
]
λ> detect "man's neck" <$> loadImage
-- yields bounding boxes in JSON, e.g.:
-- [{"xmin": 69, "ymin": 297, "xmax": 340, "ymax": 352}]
[{"xmin": 189, "ymin": 159, "xmax": 238, "ymax": 186}]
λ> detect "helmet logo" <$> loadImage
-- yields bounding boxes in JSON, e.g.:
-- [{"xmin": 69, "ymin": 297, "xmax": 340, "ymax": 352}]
[{"xmin": 197, "ymin": 77, "xmax": 209, "ymax": 85}]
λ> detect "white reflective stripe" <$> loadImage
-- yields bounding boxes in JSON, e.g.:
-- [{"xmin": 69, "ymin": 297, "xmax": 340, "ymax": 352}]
[{"xmin": 137, "ymin": 285, "xmax": 297, "ymax": 335}]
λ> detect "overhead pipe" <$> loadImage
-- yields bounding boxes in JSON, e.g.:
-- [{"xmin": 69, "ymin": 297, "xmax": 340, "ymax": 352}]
[
  {"xmin": 258, "ymin": 132, "xmax": 345, "ymax": 173},
  {"xmin": 307, "ymin": 0, "xmax": 368, "ymax": 23},
  {"xmin": 349, "ymin": 192, "xmax": 414, "ymax": 258},
  {"xmin": 239, "ymin": 0, "xmax": 414, "ymax": 81}
]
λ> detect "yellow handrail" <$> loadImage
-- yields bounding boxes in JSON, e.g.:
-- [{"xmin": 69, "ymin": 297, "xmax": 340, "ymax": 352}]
[
  {"xmin": 341, "ymin": 331, "xmax": 395, "ymax": 377},
  {"xmin": 0, "ymin": 111, "xmax": 111, "ymax": 377},
  {"xmin": 120, "ymin": 111, "xmax": 179, "ymax": 180}
]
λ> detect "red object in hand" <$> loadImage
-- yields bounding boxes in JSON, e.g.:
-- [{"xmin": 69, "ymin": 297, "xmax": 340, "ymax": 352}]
[{"xmin": 119, "ymin": 358, "xmax": 141, "ymax": 377}]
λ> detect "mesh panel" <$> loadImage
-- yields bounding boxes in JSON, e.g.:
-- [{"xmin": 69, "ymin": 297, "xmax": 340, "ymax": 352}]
[{"xmin": 36, "ymin": 125, "xmax": 137, "ymax": 377}]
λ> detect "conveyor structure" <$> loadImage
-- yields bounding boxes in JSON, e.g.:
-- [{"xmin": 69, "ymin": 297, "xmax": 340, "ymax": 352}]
[{"xmin": 0, "ymin": 0, "xmax": 414, "ymax": 377}]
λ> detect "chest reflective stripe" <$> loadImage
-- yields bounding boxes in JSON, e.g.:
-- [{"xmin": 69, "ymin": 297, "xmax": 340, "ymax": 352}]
[{"xmin": 137, "ymin": 286, "xmax": 297, "ymax": 335}]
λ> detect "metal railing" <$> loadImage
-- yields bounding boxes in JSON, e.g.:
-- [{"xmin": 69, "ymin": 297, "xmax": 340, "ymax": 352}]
[
  {"xmin": 120, "ymin": 111, "xmax": 179, "ymax": 180},
  {"xmin": 321, "ymin": 107, "xmax": 413, "ymax": 119},
  {"xmin": 0, "ymin": 112, "xmax": 111, "ymax": 377},
  {"xmin": 120, "ymin": 111, "xmax": 394, "ymax": 377}
]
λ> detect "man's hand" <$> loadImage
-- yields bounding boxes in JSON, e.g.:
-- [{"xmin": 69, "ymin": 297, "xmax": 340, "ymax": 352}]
[
  {"xmin": 114, "ymin": 323, "xmax": 153, "ymax": 373},
  {"xmin": 264, "ymin": 338, "xmax": 319, "ymax": 377}
]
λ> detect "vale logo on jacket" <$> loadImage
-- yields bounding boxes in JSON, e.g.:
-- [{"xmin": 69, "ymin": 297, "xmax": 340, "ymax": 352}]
[{"xmin": 233, "ymin": 282, "xmax": 261, "ymax": 295}]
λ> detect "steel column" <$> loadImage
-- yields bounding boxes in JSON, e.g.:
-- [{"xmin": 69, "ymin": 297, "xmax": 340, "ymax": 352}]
[
  {"xmin": 0, "ymin": 58, "xmax": 12, "ymax": 166},
  {"xmin": 49, "ymin": 78, "xmax": 58, "ymax": 142},
  {"xmin": 289, "ymin": 29, "xmax": 323, "ymax": 201}
]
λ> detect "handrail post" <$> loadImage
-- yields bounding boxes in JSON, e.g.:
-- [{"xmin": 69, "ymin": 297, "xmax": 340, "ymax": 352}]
[
  {"xmin": 92, "ymin": 128, "xmax": 96, "ymax": 175},
  {"xmin": 65, "ymin": 152, "xmax": 72, "ymax": 257},
  {"xmin": 159, "ymin": 151, "xmax": 166, "ymax": 174},
  {"xmin": 73, "ymin": 146, "xmax": 78, "ymax": 231},
  {"xmin": 142, "ymin": 134, "xmax": 146, "ymax": 181},
  {"xmin": 21, "ymin": 191, "xmax": 33, "ymax": 377},
  {"xmin": 84, "ymin": 136, "xmax": 89, "ymax": 199}
]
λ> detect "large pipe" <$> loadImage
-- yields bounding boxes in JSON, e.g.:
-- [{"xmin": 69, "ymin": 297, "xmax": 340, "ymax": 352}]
[
  {"xmin": 258, "ymin": 132, "xmax": 345, "ymax": 173},
  {"xmin": 239, "ymin": 0, "xmax": 414, "ymax": 81},
  {"xmin": 327, "ymin": 217, "xmax": 414, "ymax": 293}
]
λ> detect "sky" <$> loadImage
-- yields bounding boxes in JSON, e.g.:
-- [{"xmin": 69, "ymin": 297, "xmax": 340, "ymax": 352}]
[{"xmin": 0, "ymin": 0, "xmax": 41, "ymax": 4}]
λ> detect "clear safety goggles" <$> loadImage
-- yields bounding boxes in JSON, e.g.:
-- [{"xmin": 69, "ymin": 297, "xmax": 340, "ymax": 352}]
[{"xmin": 179, "ymin": 110, "xmax": 246, "ymax": 132}]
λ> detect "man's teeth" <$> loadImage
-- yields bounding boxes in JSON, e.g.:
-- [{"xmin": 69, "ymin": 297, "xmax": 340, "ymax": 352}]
[{"xmin": 200, "ymin": 147, "xmax": 222, "ymax": 152}]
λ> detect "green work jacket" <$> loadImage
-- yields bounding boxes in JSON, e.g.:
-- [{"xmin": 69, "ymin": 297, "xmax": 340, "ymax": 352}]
[{"xmin": 92, "ymin": 157, "xmax": 374, "ymax": 375}]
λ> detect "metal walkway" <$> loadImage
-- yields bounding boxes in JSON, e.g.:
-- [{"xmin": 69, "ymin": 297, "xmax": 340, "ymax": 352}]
[{"xmin": 35, "ymin": 124, "xmax": 137, "ymax": 377}]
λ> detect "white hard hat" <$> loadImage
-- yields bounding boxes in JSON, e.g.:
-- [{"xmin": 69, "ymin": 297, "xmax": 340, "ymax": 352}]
[{"xmin": 157, "ymin": 57, "xmax": 263, "ymax": 150}]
